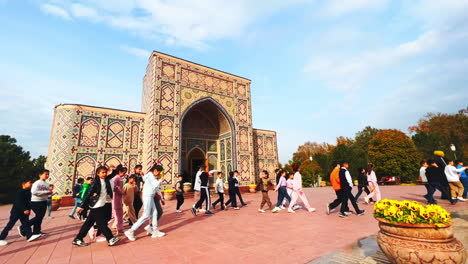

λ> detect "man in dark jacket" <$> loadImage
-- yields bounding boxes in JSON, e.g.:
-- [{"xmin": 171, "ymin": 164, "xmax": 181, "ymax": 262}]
[
  {"xmin": 434, "ymin": 154, "xmax": 451, "ymax": 200},
  {"xmin": 339, "ymin": 161, "xmax": 365, "ymax": 218},
  {"xmin": 426, "ymin": 160, "xmax": 456, "ymax": 205}
]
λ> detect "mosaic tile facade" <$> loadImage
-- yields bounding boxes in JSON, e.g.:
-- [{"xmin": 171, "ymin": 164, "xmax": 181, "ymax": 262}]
[{"xmin": 46, "ymin": 51, "xmax": 278, "ymax": 196}]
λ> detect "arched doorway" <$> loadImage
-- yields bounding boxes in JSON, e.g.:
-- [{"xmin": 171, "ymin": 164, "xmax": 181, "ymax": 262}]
[
  {"xmin": 179, "ymin": 97, "xmax": 236, "ymax": 184},
  {"xmin": 187, "ymin": 147, "xmax": 205, "ymax": 185}
]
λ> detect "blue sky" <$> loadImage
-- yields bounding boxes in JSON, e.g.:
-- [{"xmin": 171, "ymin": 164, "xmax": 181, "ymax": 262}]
[{"xmin": 0, "ymin": 0, "xmax": 467, "ymax": 164}]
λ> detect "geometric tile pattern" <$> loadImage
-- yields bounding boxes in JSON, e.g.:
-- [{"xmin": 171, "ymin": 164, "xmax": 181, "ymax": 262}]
[
  {"xmin": 252, "ymin": 129, "xmax": 278, "ymax": 182},
  {"xmin": 79, "ymin": 117, "xmax": 100, "ymax": 147},
  {"xmin": 158, "ymin": 117, "xmax": 174, "ymax": 146},
  {"xmin": 106, "ymin": 120, "xmax": 124, "ymax": 148},
  {"xmin": 130, "ymin": 122, "xmax": 139, "ymax": 149},
  {"xmin": 75, "ymin": 155, "xmax": 96, "ymax": 180}
]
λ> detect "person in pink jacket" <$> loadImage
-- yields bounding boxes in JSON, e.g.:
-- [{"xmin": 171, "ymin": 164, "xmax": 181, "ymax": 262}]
[
  {"xmin": 288, "ymin": 165, "xmax": 316, "ymax": 213},
  {"xmin": 364, "ymin": 164, "xmax": 381, "ymax": 203},
  {"xmin": 109, "ymin": 166, "xmax": 127, "ymax": 234}
]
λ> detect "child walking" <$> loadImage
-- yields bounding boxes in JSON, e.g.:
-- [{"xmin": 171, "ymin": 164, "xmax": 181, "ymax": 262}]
[
  {"xmin": 69, "ymin": 178, "xmax": 83, "ymax": 219},
  {"xmin": 288, "ymin": 165, "xmax": 316, "ymax": 213},
  {"xmin": 78, "ymin": 177, "xmax": 93, "ymax": 221},
  {"xmin": 212, "ymin": 172, "xmax": 226, "ymax": 210},
  {"xmin": 109, "ymin": 166, "xmax": 127, "ymax": 234},
  {"xmin": 225, "ymin": 171, "xmax": 240, "ymax": 210},
  {"xmin": 0, "ymin": 179, "xmax": 42, "ymax": 246},
  {"xmin": 20, "ymin": 169, "xmax": 52, "ymax": 237},
  {"xmin": 191, "ymin": 168, "xmax": 215, "ymax": 216},
  {"xmin": 123, "ymin": 175, "xmax": 137, "ymax": 225},
  {"xmin": 46, "ymin": 184, "xmax": 54, "ymax": 219},
  {"xmin": 175, "ymin": 175, "xmax": 184, "ymax": 213},
  {"xmin": 355, "ymin": 168, "xmax": 372, "ymax": 202},
  {"xmin": 364, "ymin": 164, "xmax": 381, "ymax": 204},
  {"xmin": 444, "ymin": 159, "xmax": 467, "ymax": 202},
  {"xmin": 72, "ymin": 166, "xmax": 121, "ymax": 247},
  {"xmin": 272, "ymin": 170, "xmax": 290, "ymax": 212},
  {"xmin": 257, "ymin": 170, "xmax": 273, "ymax": 213},
  {"xmin": 131, "ymin": 165, "xmax": 144, "ymax": 218},
  {"xmin": 125, "ymin": 165, "xmax": 166, "ymax": 241}
]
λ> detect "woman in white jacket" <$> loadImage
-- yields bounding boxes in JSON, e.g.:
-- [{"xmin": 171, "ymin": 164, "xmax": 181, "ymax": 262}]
[{"xmin": 444, "ymin": 160, "xmax": 467, "ymax": 202}]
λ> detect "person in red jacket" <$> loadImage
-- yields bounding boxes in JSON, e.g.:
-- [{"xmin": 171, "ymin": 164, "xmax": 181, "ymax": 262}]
[{"xmin": 326, "ymin": 163, "xmax": 348, "ymax": 215}]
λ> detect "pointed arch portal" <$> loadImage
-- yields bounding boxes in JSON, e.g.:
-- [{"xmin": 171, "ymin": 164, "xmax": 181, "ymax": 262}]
[{"xmin": 179, "ymin": 97, "xmax": 236, "ymax": 183}]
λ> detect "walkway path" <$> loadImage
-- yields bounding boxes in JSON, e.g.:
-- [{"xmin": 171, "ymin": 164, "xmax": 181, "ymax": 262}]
[{"xmin": 0, "ymin": 185, "xmax": 466, "ymax": 264}]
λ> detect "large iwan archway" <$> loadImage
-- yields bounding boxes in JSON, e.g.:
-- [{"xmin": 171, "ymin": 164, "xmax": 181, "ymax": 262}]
[{"xmin": 179, "ymin": 97, "xmax": 236, "ymax": 183}]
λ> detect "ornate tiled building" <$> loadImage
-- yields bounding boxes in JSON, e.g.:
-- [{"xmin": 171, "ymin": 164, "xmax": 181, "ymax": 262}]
[{"xmin": 46, "ymin": 51, "xmax": 278, "ymax": 197}]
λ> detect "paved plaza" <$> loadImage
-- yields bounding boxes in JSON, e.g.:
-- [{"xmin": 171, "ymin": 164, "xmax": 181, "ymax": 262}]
[{"xmin": 0, "ymin": 185, "xmax": 466, "ymax": 264}]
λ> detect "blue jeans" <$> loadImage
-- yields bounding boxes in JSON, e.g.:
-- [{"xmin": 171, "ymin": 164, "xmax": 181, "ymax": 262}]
[
  {"xmin": 70, "ymin": 197, "xmax": 82, "ymax": 216},
  {"xmin": 47, "ymin": 199, "xmax": 52, "ymax": 217},
  {"xmin": 460, "ymin": 177, "xmax": 468, "ymax": 198},
  {"xmin": 276, "ymin": 186, "xmax": 291, "ymax": 207}
]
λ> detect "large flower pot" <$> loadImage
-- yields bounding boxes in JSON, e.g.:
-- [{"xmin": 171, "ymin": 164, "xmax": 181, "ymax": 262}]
[
  {"xmin": 183, "ymin": 184, "xmax": 192, "ymax": 193},
  {"xmin": 51, "ymin": 200, "xmax": 61, "ymax": 211},
  {"xmin": 376, "ymin": 218, "xmax": 466, "ymax": 264},
  {"xmin": 164, "ymin": 192, "xmax": 175, "ymax": 200}
]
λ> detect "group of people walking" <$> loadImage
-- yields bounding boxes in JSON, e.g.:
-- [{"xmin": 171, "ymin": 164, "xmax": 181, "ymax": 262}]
[
  {"xmin": 2, "ymin": 155, "xmax": 465, "ymax": 248},
  {"xmin": 419, "ymin": 156, "xmax": 467, "ymax": 205}
]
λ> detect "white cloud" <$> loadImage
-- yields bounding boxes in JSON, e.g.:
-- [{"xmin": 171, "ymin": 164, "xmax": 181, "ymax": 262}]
[
  {"xmin": 70, "ymin": 3, "xmax": 101, "ymax": 21},
  {"xmin": 37, "ymin": 0, "xmax": 309, "ymax": 48},
  {"xmin": 322, "ymin": 0, "xmax": 389, "ymax": 17},
  {"xmin": 120, "ymin": 45, "xmax": 151, "ymax": 58},
  {"xmin": 40, "ymin": 3, "xmax": 72, "ymax": 20}
]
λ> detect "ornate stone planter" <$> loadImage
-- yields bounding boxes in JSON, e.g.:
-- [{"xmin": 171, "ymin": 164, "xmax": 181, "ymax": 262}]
[
  {"xmin": 51, "ymin": 200, "xmax": 61, "ymax": 211},
  {"xmin": 163, "ymin": 190, "xmax": 175, "ymax": 200},
  {"xmin": 183, "ymin": 183, "xmax": 192, "ymax": 193},
  {"xmin": 376, "ymin": 218, "xmax": 466, "ymax": 264}
]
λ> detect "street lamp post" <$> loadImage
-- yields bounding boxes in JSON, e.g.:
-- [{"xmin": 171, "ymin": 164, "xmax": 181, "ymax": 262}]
[{"xmin": 450, "ymin": 144, "xmax": 457, "ymax": 159}]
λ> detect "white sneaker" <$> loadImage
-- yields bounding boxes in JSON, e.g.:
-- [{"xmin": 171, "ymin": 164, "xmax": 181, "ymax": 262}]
[
  {"xmin": 308, "ymin": 208, "xmax": 316, "ymax": 213},
  {"xmin": 457, "ymin": 197, "xmax": 466, "ymax": 202},
  {"xmin": 0, "ymin": 240, "xmax": 7, "ymax": 246},
  {"xmin": 27, "ymin": 234, "xmax": 41, "ymax": 242},
  {"xmin": 280, "ymin": 206, "xmax": 286, "ymax": 210},
  {"xmin": 287, "ymin": 208, "xmax": 295, "ymax": 213},
  {"xmin": 272, "ymin": 207, "xmax": 279, "ymax": 213},
  {"xmin": 176, "ymin": 209, "xmax": 182, "ymax": 213},
  {"xmin": 151, "ymin": 230, "xmax": 166, "ymax": 238},
  {"xmin": 258, "ymin": 209, "xmax": 266, "ymax": 213},
  {"xmin": 199, "ymin": 209, "xmax": 206, "ymax": 212},
  {"xmin": 124, "ymin": 230, "xmax": 136, "ymax": 241},
  {"xmin": 96, "ymin": 236, "xmax": 106, "ymax": 242},
  {"xmin": 364, "ymin": 197, "xmax": 370, "ymax": 204},
  {"xmin": 144, "ymin": 225, "xmax": 153, "ymax": 235}
]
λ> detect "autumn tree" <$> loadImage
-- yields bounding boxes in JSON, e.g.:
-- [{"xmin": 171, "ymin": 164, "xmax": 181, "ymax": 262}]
[
  {"xmin": 368, "ymin": 129, "xmax": 421, "ymax": 182},
  {"xmin": 409, "ymin": 107, "xmax": 467, "ymax": 160}
]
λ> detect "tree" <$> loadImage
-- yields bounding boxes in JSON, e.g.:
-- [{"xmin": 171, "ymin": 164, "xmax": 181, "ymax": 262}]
[
  {"xmin": 409, "ymin": 107, "xmax": 467, "ymax": 160},
  {"xmin": 0, "ymin": 135, "xmax": 46, "ymax": 204},
  {"xmin": 411, "ymin": 132, "xmax": 445, "ymax": 159},
  {"xmin": 299, "ymin": 159, "xmax": 322, "ymax": 187},
  {"xmin": 368, "ymin": 130, "xmax": 421, "ymax": 182}
]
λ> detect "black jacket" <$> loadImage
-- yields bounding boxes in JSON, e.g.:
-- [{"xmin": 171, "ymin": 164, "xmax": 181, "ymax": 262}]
[
  {"xmin": 80, "ymin": 176, "xmax": 113, "ymax": 209},
  {"xmin": 426, "ymin": 166, "xmax": 446, "ymax": 183},
  {"xmin": 12, "ymin": 189, "xmax": 31, "ymax": 212},
  {"xmin": 72, "ymin": 184, "xmax": 82, "ymax": 198},
  {"xmin": 339, "ymin": 168, "xmax": 352, "ymax": 191},
  {"xmin": 357, "ymin": 173, "xmax": 368, "ymax": 186},
  {"xmin": 199, "ymin": 172, "xmax": 209, "ymax": 187},
  {"xmin": 228, "ymin": 177, "xmax": 236, "ymax": 192}
]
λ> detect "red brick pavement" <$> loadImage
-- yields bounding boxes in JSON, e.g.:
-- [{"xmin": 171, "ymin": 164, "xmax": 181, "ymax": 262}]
[{"xmin": 0, "ymin": 185, "xmax": 466, "ymax": 264}]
